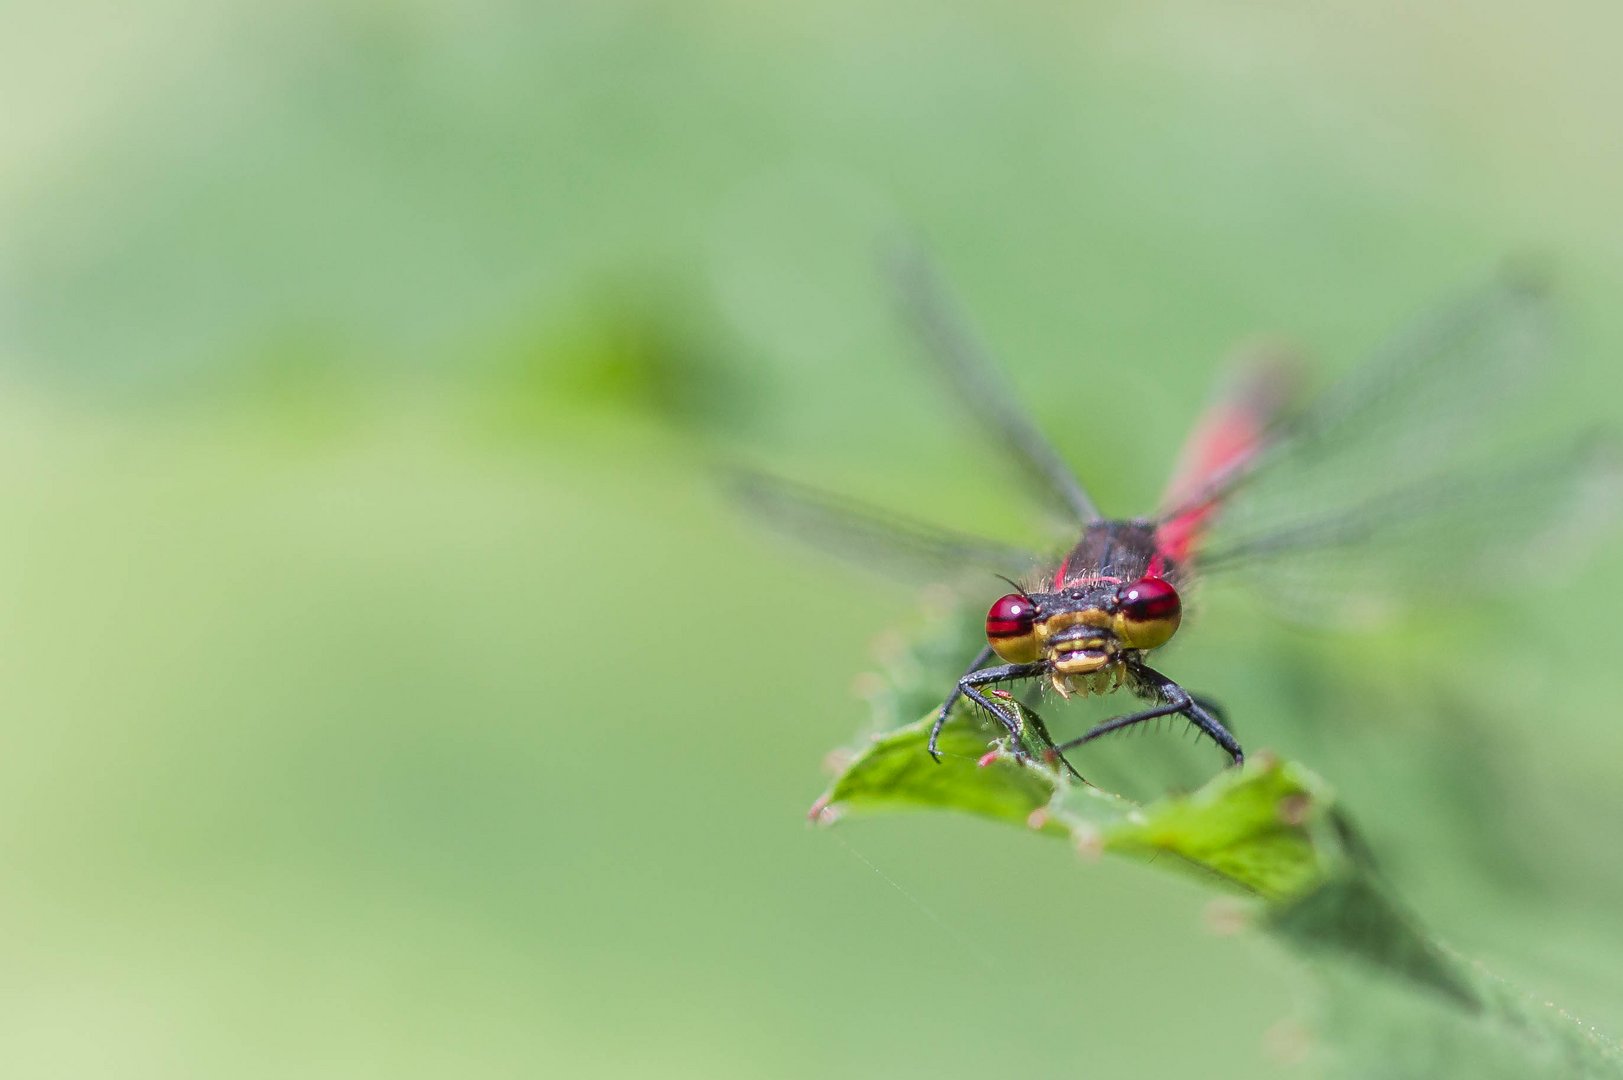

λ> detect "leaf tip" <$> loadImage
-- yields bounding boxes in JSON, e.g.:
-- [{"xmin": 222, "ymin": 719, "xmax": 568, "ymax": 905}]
[
  {"xmin": 806, "ymin": 795, "xmax": 841, "ymax": 826},
  {"xmin": 1072, "ymin": 822, "xmax": 1105, "ymax": 862}
]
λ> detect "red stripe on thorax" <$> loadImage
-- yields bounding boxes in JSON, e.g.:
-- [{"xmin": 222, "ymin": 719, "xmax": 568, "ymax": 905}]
[{"xmin": 1157, "ymin": 357, "xmax": 1297, "ymax": 564}]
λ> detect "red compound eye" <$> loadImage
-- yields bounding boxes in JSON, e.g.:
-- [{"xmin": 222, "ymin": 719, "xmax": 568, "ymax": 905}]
[
  {"xmin": 985, "ymin": 593, "xmax": 1036, "ymax": 637},
  {"xmin": 985, "ymin": 593, "xmax": 1039, "ymax": 663},
  {"xmin": 1113, "ymin": 578, "xmax": 1181, "ymax": 649},
  {"xmin": 1117, "ymin": 578, "xmax": 1180, "ymax": 621}
]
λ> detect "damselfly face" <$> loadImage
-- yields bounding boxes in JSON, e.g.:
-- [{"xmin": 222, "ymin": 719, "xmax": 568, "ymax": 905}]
[
  {"xmin": 986, "ymin": 576, "xmax": 1182, "ymax": 688},
  {"xmin": 986, "ymin": 577, "xmax": 1182, "ymax": 693}
]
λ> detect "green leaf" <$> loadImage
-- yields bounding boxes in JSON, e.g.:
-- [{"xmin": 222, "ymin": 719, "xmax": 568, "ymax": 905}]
[
  {"xmin": 812, "ymin": 708, "xmax": 1623, "ymax": 1076},
  {"xmin": 1082, "ymin": 755, "xmax": 1338, "ymax": 901},
  {"xmin": 808, "ymin": 711, "xmax": 1082, "ymax": 837},
  {"xmin": 813, "ymin": 709, "xmax": 1341, "ymax": 902}
]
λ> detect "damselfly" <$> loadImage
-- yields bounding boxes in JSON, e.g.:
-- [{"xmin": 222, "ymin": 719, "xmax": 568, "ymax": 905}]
[{"xmin": 736, "ymin": 253, "xmax": 1614, "ymax": 777}]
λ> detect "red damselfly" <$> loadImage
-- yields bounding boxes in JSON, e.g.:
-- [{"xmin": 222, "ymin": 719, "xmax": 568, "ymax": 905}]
[{"xmin": 736, "ymin": 253, "xmax": 1615, "ymax": 777}]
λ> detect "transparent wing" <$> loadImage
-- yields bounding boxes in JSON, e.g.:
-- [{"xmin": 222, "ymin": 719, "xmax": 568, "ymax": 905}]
[
  {"xmin": 888, "ymin": 245, "xmax": 1101, "ymax": 525},
  {"xmin": 1169, "ymin": 274, "xmax": 1553, "ymax": 534},
  {"xmin": 1174, "ymin": 276, "xmax": 1619, "ymax": 620},
  {"xmin": 1199, "ymin": 436, "xmax": 1621, "ymax": 623},
  {"xmin": 726, "ymin": 468, "xmax": 1047, "ymax": 586}
]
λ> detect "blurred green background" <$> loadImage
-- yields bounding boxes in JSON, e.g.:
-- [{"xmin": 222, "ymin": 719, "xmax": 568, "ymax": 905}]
[{"xmin": 3, "ymin": 2, "xmax": 1623, "ymax": 1076}]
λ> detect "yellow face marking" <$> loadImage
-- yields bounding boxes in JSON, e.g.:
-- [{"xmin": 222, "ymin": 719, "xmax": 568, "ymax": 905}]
[
  {"xmin": 1050, "ymin": 661, "xmax": 1126, "ymax": 698},
  {"xmin": 1042, "ymin": 605, "xmax": 1120, "ymax": 690},
  {"xmin": 1038, "ymin": 610, "xmax": 1117, "ymax": 671},
  {"xmin": 1050, "ymin": 650, "xmax": 1114, "ymax": 676},
  {"xmin": 1035, "ymin": 609, "xmax": 1113, "ymax": 642}
]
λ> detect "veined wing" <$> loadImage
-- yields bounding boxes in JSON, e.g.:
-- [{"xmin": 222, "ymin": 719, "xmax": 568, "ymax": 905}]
[
  {"xmin": 1161, "ymin": 276, "xmax": 1619, "ymax": 619},
  {"xmin": 1163, "ymin": 274, "xmax": 1552, "ymax": 537},
  {"xmin": 888, "ymin": 246, "xmax": 1101, "ymax": 526},
  {"xmin": 1197, "ymin": 436, "xmax": 1620, "ymax": 622},
  {"xmin": 727, "ymin": 467, "xmax": 1047, "ymax": 586}
]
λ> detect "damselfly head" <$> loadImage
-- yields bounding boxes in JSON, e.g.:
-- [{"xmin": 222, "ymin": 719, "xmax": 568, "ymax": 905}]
[{"xmin": 983, "ymin": 576, "xmax": 1183, "ymax": 670}]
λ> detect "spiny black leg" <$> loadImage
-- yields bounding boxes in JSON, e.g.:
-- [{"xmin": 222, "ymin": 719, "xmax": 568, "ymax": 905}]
[
  {"xmin": 1190, "ymin": 694, "xmax": 1233, "ymax": 734},
  {"xmin": 1182, "ymin": 696, "xmax": 1244, "ymax": 765},
  {"xmin": 994, "ymin": 684, "xmax": 1086, "ymax": 781},
  {"xmin": 1050, "ymin": 701, "xmax": 1186, "ymax": 754},
  {"xmin": 1183, "ymin": 693, "xmax": 1236, "ymax": 749},
  {"xmin": 1051, "ymin": 662, "xmax": 1244, "ymax": 765},
  {"xmin": 935, "ymin": 660, "xmax": 1047, "ymax": 763},
  {"xmin": 1131, "ymin": 664, "xmax": 1242, "ymax": 763},
  {"xmin": 1022, "ymin": 707, "xmax": 1086, "ymax": 782},
  {"xmin": 959, "ymin": 683, "xmax": 1024, "ymax": 745},
  {"xmin": 930, "ymin": 645, "xmax": 994, "ymax": 761},
  {"xmin": 960, "ymin": 683, "xmax": 1079, "ymax": 778}
]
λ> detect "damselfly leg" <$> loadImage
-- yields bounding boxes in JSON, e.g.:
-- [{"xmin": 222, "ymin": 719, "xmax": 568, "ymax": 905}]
[
  {"xmin": 929, "ymin": 645, "xmax": 994, "ymax": 759},
  {"xmin": 1051, "ymin": 661, "xmax": 1244, "ymax": 764},
  {"xmin": 931, "ymin": 657, "xmax": 1086, "ymax": 780}
]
